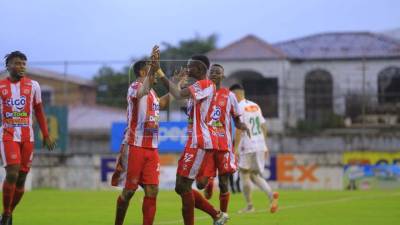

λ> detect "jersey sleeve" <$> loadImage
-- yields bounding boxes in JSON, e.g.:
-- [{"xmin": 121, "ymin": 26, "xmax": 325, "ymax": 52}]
[
  {"xmin": 256, "ymin": 104, "xmax": 266, "ymax": 123},
  {"xmin": 188, "ymin": 80, "xmax": 214, "ymax": 101},
  {"xmin": 128, "ymin": 82, "xmax": 141, "ymax": 99},
  {"xmin": 229, "ymin": 91, "xmax": 241, "ymax": 118},
  {"xmin": 32, "ymin": 81, "xmax": 42, "ymax": 105}
]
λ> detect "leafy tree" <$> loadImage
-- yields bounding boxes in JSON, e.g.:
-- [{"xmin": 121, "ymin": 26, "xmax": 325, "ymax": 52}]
[{"xmin": 93, "ymin": 34, "xmax": 218, "ymax": 108}]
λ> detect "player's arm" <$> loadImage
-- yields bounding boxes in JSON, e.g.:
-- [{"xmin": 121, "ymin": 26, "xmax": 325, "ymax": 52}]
[
  {"xmin": 261, "ymin": 122, "xmax": 268, "ymax": 139},
  {"xmin": 159, "ymin": 93, "xmax": 170, "ymax": 110},
  {"xmin": 137, "ymin": 46, "xmax": 159, "ymax": 99},
  {"xmin": 230, "ymin": 92, "xmax": 250, "ymax": 137},
  {"xmin": 33, "ymin": 82, "xmax": 56, "ymax": 151},
  {"xmin": 258, "ymin": 108, "xmax": 268, "ymax": 139},
  {"xmin": 233, "ymin": 116, "xmax": 250, "ymax": 137},
  {"xmin": 234, "ymin": 127, "xmax": 242, "ymax": 154},
  {"xmin": 136, "ymin": 72, "xmax": 154, "ymax": 99},
  {"xmin": 157, "ymin": 69, "xmax": 191, "ymax": 99}
]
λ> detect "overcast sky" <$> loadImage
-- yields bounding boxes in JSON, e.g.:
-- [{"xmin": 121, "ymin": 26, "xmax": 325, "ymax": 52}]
[{"xmin": 1, "ymin": 0, "xmax": 399, "ymax": 78}]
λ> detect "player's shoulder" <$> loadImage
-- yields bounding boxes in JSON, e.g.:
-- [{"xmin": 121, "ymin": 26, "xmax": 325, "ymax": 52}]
[
  {"xmin": 129, "ymin": 81, "xmax": 141, "ymax": 89},
  {"xmin": 0, "ymin": 78, "xmax": 9, "ymax": 85},
  {"xmin": 242, "ymin": 100, "xmax": 260, "ymax": 111},
  {"xmin": 198, "ymin": 79, "xmax": 214, "ymax": 88}
]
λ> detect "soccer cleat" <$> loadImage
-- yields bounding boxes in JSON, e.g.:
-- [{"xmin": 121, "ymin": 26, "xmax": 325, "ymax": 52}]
[
  {"xmin": 0, "ymin": 214, "xmax": 11, "ymax": 225},
  {"xmin": 270, "ymin": 192, "xmax": 279, "ymax": 213},
  {"xmin": 238, "ymin": 205, "xmax": 255, "ymax": 214},
  {"xmin": 214, "ymin": 212, "xmax": 229, "ymax": 225}
]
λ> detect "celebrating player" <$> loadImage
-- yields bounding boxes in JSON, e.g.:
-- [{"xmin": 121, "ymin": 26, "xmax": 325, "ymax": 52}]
[
  {"xmin": 200, "ymin": 64, "xmax": 250, "ymax": 215},
  {"xmin": 111, "ymin": 46, "xmax": 170, "ymax": 225},
  {"xmin": 230, "ymin": 84, "xmax": 279, "ymax": 214},
  {"xmin": 0, "ymin": 51, "xmax": 56, "ymax": 225},
  {"xmin": 156, "ymin": 54, "xmax": 229, "ymax": 225}
]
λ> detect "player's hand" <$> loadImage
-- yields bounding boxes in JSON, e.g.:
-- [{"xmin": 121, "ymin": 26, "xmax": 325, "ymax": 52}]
[
  {"xmin": 43, "ymin": 136, "xmax": 56, "ymax": 151},
  {"xmin": 172, "ymin": 67, "xmax": 188, "ymax": 86},
  {"xmin": 150, "ymin": 45, "xmax": 160, "ymax": 72}
]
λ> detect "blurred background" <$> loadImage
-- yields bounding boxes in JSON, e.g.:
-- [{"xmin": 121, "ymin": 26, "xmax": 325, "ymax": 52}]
[{"xmin": 0, "ymin": 0, "xmax": 399, "ymax": 191}]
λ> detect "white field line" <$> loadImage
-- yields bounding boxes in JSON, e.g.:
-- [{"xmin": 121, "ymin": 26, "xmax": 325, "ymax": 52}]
[{"xmin": 154, "ymin": 192, "xmax": 400, "ymax": 225}]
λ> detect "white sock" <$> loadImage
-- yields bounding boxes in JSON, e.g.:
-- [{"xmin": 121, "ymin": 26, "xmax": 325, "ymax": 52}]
[
  {"xmin": 250, "ymin": 173, "xmax": 273, "ymax": 202},
  {"xmin": 240, "ymin": 171, "xmax": 253, "ymax": 207}
]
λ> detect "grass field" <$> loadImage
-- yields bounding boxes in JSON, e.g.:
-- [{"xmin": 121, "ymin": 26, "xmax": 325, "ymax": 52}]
[{"xmin": 9, "ymin": 189, "xmax": 400, "ymax": 225}]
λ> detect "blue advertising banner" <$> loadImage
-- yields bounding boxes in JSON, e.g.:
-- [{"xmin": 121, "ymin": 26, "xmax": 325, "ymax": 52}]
[{"xmin": 110, "ymin": 121, "xmax": 188, "ymax": 153}]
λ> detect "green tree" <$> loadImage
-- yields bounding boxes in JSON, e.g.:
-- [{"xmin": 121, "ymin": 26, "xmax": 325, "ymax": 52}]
[
  {"xmin": 93, "ymin": 34, "xmax": 218, "ymax": 108},
  {"xmin": 94, "ymin": 66, "xmax": 130, "ymax": 108}
]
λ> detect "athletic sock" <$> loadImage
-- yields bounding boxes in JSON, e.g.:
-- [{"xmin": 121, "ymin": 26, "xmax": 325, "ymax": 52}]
[
  {"xmin": 11, "ymin": 187, "xmax": 25, "ymax": 212},
  {"xmin": 204, "ymin": 177, "xmax": 214, "ymax": 199},
  {"xmin": 251, "ymin": 174, "xmax": 273, "ymax": 201},
  {"xmin": 180, "ymin": 191, "xmax": 195, "ymax": 225},
  {"xmin": 192, "ymin": 189, "xmax": 218, "ymax": 219},
  {"xmin": 142, "ymin": 196, "xmax": 157, "ymax": 225},
  {"xmin": 2, "ymin": 182, "xmax": 16, "ymax": 216},
  {"xmin": 219, "ymin": 192, "xmax": 230, "ymax": 213}
]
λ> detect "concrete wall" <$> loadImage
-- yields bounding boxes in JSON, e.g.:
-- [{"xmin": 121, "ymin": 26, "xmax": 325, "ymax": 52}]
[{"xmin": 213, "ymin": 58, "xmax": 400, "ymax": 131}]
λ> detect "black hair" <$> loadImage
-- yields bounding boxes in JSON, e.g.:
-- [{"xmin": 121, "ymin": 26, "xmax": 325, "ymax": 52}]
[
  {"xmin": 5, "ymin": 51, "xmax": 27, "ymax": 65},
  {"xmin": 229, "ymin": 83, "xmax": 244, "ymax": 91},
  {"xmin": 211, "ymin": 63, "xmax": 224, "ymax": 70},
  {"xmin": 191, "ymin": 55, "xmax": 210, "ymax": 69},
  {"xmin": 133, "ymin": 60, "xmax": 147, "ymax": 77}
]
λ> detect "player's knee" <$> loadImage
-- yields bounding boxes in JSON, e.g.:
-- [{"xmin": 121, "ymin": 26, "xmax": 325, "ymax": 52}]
[
  {"xmin": 175, "ymin": 184, "xmax": 184, "ymax": 195},
  {"xmin": 218, "ymin": 181, "xmax": 229, "ymax": 193},
  {"xmin": 145, "ymin": 185, "xmax": 159, "ymax": 197},
  {"xmin": 175, "ymin": 183, "xmax": 191, "ymax": 195},
  {"xmin": 5, "ymin": 166, "xmax": 20, "ymax": 183},
  {"xmin": 122, "ymin": 189, "xmax": 135, "ymax": 201},
  {"xmin": 195, "ymin": 177, "xmax": 208, "ymax": 190},
  {"xmin": 196, "ymin": 181, "xmax": 206, "ymax": 190},
  {"xmin": 16, "ymin": 172, "xmax": 28, "ymax": 188}
]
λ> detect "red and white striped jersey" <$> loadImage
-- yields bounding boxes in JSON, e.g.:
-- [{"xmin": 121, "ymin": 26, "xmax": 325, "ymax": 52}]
[
  {"xmin": 124, "ymin": 81, "xmax": 160, "ymax": 149},
  {"xmin": 208, "ymin": 88, "xmax": 241, "ymax": 151},
  {"xmin": 185, "ymin": 79, "xmax": 217, "ymax": 150},
  {"xmin": 0, "ymin": 77, "xmax": 42, "ymax": 142}
]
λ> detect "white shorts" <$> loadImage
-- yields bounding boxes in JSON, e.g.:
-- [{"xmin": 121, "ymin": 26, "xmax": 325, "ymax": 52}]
[{"xmin": 238, "ymin": 151, "xmax": 265, "ymax": 174}]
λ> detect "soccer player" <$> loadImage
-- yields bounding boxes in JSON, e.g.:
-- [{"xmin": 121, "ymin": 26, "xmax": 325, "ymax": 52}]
[
  {"xmin": 230, "ymin": 84, "xmax": 279, "ymax": 214},
  {"xmin": 0, "ymin": 51, "xmax": 56, "ymax": 225},
  {"xmin": 111, "ymin": 46, "xmax": 170, "ymax": 225},
  {"xmin": 156, "ymin": 54, "xmax": 228, "ymax": 225},
  {"xmin": 200, "ymin": 64, "xmax": 250, "ymax": 215}
]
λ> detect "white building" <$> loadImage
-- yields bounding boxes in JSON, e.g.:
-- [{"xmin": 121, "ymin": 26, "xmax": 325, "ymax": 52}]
[{"xmin": 208, "ymin": 32, "xmax": 400, "ymax": 132}]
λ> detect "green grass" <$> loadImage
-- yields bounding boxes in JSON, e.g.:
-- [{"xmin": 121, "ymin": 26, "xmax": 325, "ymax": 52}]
[{"xmin": 10, "ymin": 189, "xmax": 400, "ymax": 225}]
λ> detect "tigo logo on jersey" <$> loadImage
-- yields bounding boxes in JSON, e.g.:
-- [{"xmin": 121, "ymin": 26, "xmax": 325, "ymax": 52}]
[
  {"xmin": 152, "ymin": 103, "xmax": 160, "ymax": 111},
  {"xmin": 210, "ymin": 106, "xmax": 221, "ymax": 120},
  {"xmin": 6, "ymin": 96, "xmax": 26, "ymax": 111}
]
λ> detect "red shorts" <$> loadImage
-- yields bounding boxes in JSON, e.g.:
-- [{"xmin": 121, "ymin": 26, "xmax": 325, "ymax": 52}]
[
  {"xmin": 0, "ymin": 141, "xmax": 34, "ymax": 172},
  {"xmin": 177, "ymin": 148, "xmax": 215, "ymax": 180},
  {"xmin": 124, "ymin": 146, "xmax": 160, "ymax": 190},
  {"xmin": 201, "ymin": 150, "xmax": 238, "ymax": 178}
]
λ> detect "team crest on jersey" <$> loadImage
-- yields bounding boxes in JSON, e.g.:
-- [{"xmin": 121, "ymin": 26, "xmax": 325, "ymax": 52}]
[
  {"xmin": 2, "ymin": 89, "xmax": 8, "ymax": 95},
  {"xmin": 23, "ymin": 89, "xmax": 30, "ymax": 95},
  {"xmin": 218, "ymin": 99, "xmax": 226, "ymax": 107}
]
